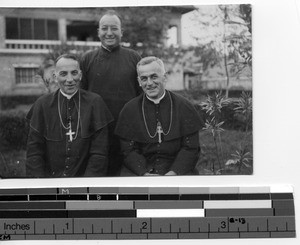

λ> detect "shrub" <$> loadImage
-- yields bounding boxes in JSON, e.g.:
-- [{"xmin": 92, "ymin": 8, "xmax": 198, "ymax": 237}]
[
  {"xmin": 0, "ymin": 95, "xmax": 39, "ymax": 110},
  {"xmin": 174, "ymin": 89, "xmax": 252, "ymax": 131},
  {"xmin": 0, "ymin": 110, "xmax": 29, "ymax": 150}
]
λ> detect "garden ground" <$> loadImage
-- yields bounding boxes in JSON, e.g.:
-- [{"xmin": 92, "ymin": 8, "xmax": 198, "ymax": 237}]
[{"xmin": 0, "ymin": 129, "xmax": 252, "ymax": 178}]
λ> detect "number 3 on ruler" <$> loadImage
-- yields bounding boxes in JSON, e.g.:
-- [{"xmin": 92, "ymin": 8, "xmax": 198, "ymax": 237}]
[{"xmin": 220, "ymin": 221, "xmax": 227, "ymax": 229}]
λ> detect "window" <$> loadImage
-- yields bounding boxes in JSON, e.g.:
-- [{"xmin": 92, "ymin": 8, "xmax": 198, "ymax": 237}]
[
  {"xmin": 167, "ymin": 26, "xmax": 178, "ymax": 46},
  {"xmin": 15, "ymin": 67, "xmax": 39, "ymax": 85},
  {"xmin": 34, "ymin": 19, "xmax": 46, "ymax": 40},
  {"xmin": 6, "ymin": 17, "xmax": 58, "ymax": 40}
]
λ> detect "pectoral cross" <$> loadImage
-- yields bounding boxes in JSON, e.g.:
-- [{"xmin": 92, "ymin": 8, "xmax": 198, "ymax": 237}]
[
  {"xmin": 66, "ymin": 127, "xmax": 75, "ymax": 142},
  {"xmin": 157, "ymin": 122, "xmax": 163, "ymax": 143}
]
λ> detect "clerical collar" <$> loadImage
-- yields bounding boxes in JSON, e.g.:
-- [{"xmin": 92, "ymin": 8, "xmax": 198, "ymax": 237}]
[
  {"xmin": 101, "ymin": 44, "xmax": 120, "ymax": 52},
  {"xmin": 146, "ymin": 90, "xmax": 166, "ymax": 104},
  {"xmin": 60, "ymin": 89, "xmax": 78, "ymax": 100}
]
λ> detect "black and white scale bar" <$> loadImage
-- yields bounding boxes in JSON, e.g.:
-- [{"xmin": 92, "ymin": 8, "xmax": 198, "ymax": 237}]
[
  {"xmin": 0, "ymin": 192, "xmax": 294, "ymax": 201},
  {"xmin": 0, "ymin": 210, "xmax": 136, "ymax": 218},
  {"xmin": 0, "ymin": 186, "xmax": 294, "ymax": 202},
  {"xmin": 0, "ymin": 199, "xmax": 294, "ymax": 215}
]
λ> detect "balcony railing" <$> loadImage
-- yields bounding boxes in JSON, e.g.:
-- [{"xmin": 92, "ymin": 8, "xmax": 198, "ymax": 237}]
[{"xmin": 1, "ymin": 40, "xmax": 101, "ymax": 53}]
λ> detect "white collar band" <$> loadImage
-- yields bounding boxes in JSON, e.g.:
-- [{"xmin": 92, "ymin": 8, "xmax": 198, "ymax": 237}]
[
  {"xmin": 60, "ymin": 89, "xmax": 78, "ymax": 100},
  {"xmin": 146, "ymin": 90, "xmax": 166, "ymax": 104}
]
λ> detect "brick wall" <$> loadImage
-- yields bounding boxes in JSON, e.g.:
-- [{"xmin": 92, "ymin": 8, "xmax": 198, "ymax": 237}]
[{"xmin": 0, "ymin": 52, "xmax": 45, "ymax": 96}]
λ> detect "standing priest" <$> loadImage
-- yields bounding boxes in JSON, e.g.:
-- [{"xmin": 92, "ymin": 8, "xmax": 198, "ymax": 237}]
[
  {"xmin": 115, "ymin": 56, "xmax": 202, "ymax": 176},
  {"xmin": 80, "ymin": 10, "xmax": 142, "ymax": 176},
  {"xmin": 26, "ymin": 54, "xmax": 113, "ymax": 178}
]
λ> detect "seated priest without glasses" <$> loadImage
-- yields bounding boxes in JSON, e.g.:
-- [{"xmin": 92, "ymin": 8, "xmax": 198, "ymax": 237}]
[
  {"xmin": 115, "ymin": 56, "xmax": 202, "ymax": 176},
  {"xmin": 26, "ymin": 54, "xmax": 113, "ymax": 178}
]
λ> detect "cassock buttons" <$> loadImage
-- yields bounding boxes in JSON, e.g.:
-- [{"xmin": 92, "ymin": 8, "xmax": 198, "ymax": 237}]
[{"xmin": 186, "ymin": 137, "xmax": 190, "ymax": 144}]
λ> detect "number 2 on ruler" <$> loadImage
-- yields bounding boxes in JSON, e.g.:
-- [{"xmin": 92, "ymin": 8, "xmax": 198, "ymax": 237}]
[{"xmin": 142, "ymin": 222, "xmax": 148, "ymax": 230}]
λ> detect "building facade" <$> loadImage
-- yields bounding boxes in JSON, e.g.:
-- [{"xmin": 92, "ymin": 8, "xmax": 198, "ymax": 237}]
[{"xmin": 0, "ymin": 7, "xmax": 194, "ymax": 97}]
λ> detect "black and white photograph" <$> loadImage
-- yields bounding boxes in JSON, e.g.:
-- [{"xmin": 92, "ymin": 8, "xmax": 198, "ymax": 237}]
[
  {"xmin": 0, "ymin": 0, "xmax": 300, "ymax": 245},
  {"xmin": 0, "ymin": 5, "xmax": 252, "ymax": 178}
]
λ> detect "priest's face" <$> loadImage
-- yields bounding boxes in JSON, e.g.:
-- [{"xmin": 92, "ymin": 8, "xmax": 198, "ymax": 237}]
[
  {"xmin": 138, "ymin": 62, "xmax": 167, "ymax": 100},
  {"xmin": 54, "ymin": 58, "xmax": 82, "ymax": 95},
  {"xmin": 98, "ymin": 14, "xmax": 123, "ymax": 49}
]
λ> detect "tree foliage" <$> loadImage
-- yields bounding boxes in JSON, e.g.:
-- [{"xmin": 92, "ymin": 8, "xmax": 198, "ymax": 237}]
[
  {"xmin": 109, "ymin": 6, "xmax": 173, "ymax": 56},
  {"xmin": 190, "ymin": 5, "xmax": 252, "ymax": 71}
]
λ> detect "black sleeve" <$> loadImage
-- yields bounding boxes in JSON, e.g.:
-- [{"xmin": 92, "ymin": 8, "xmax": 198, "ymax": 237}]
[
  {"xmin": 170, "ymin": 132, "xmax": 200, "ymax": 175},
  {"xmin": 84, "ymin": 126, "xmax": 109, "ymax": 177},
  {"xmin": 120, "ymin": 138, "xmax": 148, "ymax": 176},
  {"xmin": 26, "ymin": 128, "xmax": 47, "ymax": 177}
]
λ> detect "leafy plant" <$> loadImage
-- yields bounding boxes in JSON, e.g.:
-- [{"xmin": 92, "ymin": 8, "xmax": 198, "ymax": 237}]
[
  {"xmin": 234, "ymin": 91, "xmax": 252, "ymax": 132},
  {"xmin": 225, "ymin": 148, "xmax": 252, "ymax": 173},
  {"xmin": 200, "ymin": 91, "xmax": 230, "ymax": 173},
  {"xmin": 0, "ymin": 110, "xmax": 29, "ymax": 150},
  {"xmin": 223, "ymin": 91, "xmax": 252, "ymax": 173},
  {"xmin": 199, "ymin": 90, "xmax": 252, "ymax": 174}
]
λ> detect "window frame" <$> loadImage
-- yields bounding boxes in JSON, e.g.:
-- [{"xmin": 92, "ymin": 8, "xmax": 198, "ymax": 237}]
[
  {"xmin": 13, "ymin": 64, "xmax": 41, "ymax": 87},
  {"xmin": 6, "ymin": 17, "xmax": 59, "ymax": 40}
]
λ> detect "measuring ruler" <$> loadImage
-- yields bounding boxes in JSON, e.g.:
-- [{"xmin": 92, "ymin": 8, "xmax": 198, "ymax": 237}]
[{"xmin": 0, "ymin": 186, "xmax": 296, "ymax": 240}]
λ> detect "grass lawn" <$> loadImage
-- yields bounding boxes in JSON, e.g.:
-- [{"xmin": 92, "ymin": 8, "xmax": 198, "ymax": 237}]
[
  {"xmin": 0, "ymin": 148, "xmax": 26, "ymax": 178},
  {"xmin": 0, "ymin": 130, "xmax": 252, "ymax": 178},
  {"xmin": 197, "ymin": 129, "xmax": 253, "ymax": 175}
]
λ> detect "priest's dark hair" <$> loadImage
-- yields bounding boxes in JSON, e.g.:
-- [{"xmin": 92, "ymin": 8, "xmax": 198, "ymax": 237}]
[
  {"xmin": 55, "ymin": 53, "xmax": 79, "ymax": 65},
  {"xmin": 137, "ymin": 56, "xmax": 166, "ymax": 74},
  {"xmin": 99, "ymin": 9, "xmax": 123, "ymax": 26}
]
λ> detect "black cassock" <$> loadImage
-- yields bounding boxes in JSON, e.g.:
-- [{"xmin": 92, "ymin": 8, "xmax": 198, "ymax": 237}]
[
  {"xmin": 26, "ymin": 89, "xmax": 113, "ymax": 178},
  {"xmin": 80, "ymin": 45, "xmax": 142, "ymax": 176},
  {"xmin": 115, "ymin": 91, "xmax": 203, "ymax": 176}
]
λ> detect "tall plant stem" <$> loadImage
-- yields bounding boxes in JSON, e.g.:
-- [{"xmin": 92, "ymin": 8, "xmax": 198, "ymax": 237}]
[
  {"xmin": 213, "ymin": 135, "xmax": 222, "ymax": 172},
  {"xmin": 217, "ymin": 131, "xmax": 224, "ymax": 169},
  {"xmin": 223, "ymin": 6, "xmax": 230, "ymax": 98}
]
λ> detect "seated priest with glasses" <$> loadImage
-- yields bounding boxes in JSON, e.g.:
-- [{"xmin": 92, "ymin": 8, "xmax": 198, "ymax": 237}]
[
  {"xmin": 115, "ymin": 56, "xmax": 202, "ymax": 176},
  {"xmin": 26, "ymin": 54, "xmax": 113, "ymax": 178}
]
